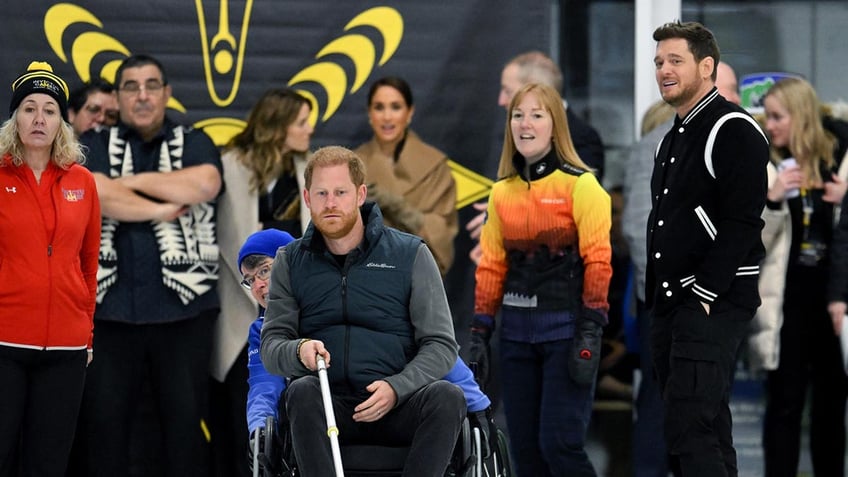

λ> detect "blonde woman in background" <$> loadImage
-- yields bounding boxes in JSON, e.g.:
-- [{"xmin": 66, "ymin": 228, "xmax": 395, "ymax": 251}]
[{"xmin": 753, "ymin": 77, "xmax": 848, "ymax": 477}]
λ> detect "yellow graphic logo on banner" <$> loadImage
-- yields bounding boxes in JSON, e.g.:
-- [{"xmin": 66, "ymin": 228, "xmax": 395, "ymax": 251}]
[
  {"xmin": 195, "ymin": 0, "xmax": 253, "ymax": 107},
  {"xmin": 44, "ymin": 2, "xmax": 187, "ymax": 113},
  {"xmin": 41, "ymin": 2, "xmax": 491, "ymax": 207},
  {"xmin": 450, "ymin": 162, "xmax": 493, "ymax": 209},
  {"xmin": 288, "ymin": 6, "xmax": 403, "ymax": 124}
]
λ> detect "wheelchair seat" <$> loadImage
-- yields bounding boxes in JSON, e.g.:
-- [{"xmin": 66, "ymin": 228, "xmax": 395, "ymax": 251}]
[{"xmin": 257, "ymin": 414, "xmax": 511, "ymax": 477}]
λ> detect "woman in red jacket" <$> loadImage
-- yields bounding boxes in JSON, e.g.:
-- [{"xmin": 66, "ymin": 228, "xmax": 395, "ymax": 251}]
[{"xmin": 0, "ymin": 61, "xmax": 101, "ymax": 476}]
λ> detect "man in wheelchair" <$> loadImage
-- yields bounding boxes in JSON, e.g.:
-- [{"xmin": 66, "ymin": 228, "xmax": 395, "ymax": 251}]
[
  {"xmin": 245, "ymin": 148, "xmax": 499, "ymax": 476},
  {"xmin": 238, "ymin": 228, "xmax": 499, "ymax": 475}
]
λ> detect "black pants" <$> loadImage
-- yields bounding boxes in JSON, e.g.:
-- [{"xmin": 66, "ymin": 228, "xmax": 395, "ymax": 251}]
[
  {"xmin": 763, "ymin": 298, "xmax": 848, "ymax": 477},
  {"xmin": 209, "ymin": 346, "xmax": 250, "ymax": 477},
  {"xmin": 652, "ymin": 298, "xmax": 751, "ymax": 477},
  {"xmin": 71, "ymin": 313, "xmax": 215, "ymax": 477},
  {"xmin": 285, "ymin": 377, "xmax": 465, "ymax": 477},
  {"xmin": 0, "ymin": 346, "xmax": 86, "ymax": 477}
]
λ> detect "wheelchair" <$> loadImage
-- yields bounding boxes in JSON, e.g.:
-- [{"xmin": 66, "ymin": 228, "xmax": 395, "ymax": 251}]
[{"xmin": 252, "ymin": 411, "xmax": 512, "ymax": 477}]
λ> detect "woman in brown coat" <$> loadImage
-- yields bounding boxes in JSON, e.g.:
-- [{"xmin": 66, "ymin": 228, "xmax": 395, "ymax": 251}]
[{"xmin": 354, "ymin": 76, "xmax": 458, "ymax": 275}]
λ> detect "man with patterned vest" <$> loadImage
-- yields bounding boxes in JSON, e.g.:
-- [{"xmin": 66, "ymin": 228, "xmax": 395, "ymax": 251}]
[{"xmin": 71, "ymin": 54, "xmax": 223, "ymax": 476}]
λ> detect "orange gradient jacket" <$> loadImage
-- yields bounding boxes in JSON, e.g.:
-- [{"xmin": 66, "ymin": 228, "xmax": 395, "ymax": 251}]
[{"xmin": 475, "ymin": 153, "xmax": 612, "ymax": 327}]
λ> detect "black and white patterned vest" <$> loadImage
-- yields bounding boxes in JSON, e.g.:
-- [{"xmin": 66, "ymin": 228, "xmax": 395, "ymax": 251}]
[{"xmin": 96, "ymin": 126, "xmax": 219, "ymax": 305}]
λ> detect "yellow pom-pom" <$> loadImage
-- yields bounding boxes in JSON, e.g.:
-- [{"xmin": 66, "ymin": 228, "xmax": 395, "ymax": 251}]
[{"xmin": 27, "ymin": 61, "xmax": 54, "ymax": 73}]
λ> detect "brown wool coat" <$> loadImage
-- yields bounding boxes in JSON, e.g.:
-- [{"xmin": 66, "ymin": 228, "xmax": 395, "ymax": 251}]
[{"xmin": 355, "ymin": 130, "xmax": 458, "ymax": 275}]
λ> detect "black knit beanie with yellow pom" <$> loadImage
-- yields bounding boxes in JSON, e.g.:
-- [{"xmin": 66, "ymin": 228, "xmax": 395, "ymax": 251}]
[{"xmin": 9, "ymin": 61, "xmax": 69, "ymax": 121}]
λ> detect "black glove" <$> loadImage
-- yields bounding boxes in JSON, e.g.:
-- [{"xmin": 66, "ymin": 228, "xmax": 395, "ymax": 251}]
[
  {"xmin": 468, "ymin": 315, "xmax": 493, "ymax": 386},
  {"xmin": 568, "ymin": 308, "xmax": 605, "ymax": 386},
  {"xmin": 248, "ymin": 426, "xmax": 281, "ymax": 476},
  {"xmin": 467, "ymin": 407, "xmax": 497, "ymax": 459}
]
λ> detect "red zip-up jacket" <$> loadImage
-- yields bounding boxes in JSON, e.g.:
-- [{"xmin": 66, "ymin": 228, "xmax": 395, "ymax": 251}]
[{"xmin": 0, "ymin": 155, "xmax": 100, "ymax": 350}]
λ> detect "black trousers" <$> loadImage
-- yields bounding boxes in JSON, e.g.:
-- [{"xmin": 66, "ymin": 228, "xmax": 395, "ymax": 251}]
[
  {"xmin": 0, "ymin": 347, "xmax": 86, "ymax": 477},
  {"xmin": 71, "ymin": 313, "xmax": 215, "ymax": 477},
  {"xmin": 652, "ymin": 297, "xmax": 751, "ymax": 477},
  {"xmin": 763, "ymin": 297, "xmax": 848, "ymax": 477},
  {"xmin": 285, "ymin": 377, "xmax": 466, "ymax": 477},
  {"xmin": 209, "ymin": 346, "xmax": 250, "ymax": 477}
]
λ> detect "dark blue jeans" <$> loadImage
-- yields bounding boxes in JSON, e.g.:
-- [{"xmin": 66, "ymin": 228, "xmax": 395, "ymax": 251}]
[
  {"xmin": 500, "ymin": 338, "xmax": 597, "ymax": 477},
  {"xmin": 285, "ymin": 377, "xmax": 465, "ymax": 477},
  {"xmin": 633, "ymin": 300, "xmax": 670, "ymax": 477}
]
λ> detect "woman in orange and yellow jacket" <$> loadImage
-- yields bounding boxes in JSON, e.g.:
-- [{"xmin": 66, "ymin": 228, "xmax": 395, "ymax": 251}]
[{"xmin": 469, "ymin": 83, "xmax": 611, "ymax": 477}]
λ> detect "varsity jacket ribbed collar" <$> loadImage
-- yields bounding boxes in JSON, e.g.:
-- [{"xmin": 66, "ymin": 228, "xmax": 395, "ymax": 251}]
[{"xmin": 677, "ymin": 87, "xmax": 719, "ymax": 127}]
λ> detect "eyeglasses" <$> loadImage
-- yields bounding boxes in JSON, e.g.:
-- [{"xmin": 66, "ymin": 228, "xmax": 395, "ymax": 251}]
[
  {"xmin": 240, "ymin": 264, "xmax": 273, "ymax": 290},
  {"xmin": 119, "ymin": 79, "xmax": 165, "ymax": 95},
  {"xmin": 84, "ymin": 104, "xmax": 119, "ymax": 122}
]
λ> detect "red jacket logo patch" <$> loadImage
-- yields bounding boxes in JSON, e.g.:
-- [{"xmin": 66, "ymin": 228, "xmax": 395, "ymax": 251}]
[{"xmin": 63, "ymin": 188, "xmax": 84, "ymax": 202}]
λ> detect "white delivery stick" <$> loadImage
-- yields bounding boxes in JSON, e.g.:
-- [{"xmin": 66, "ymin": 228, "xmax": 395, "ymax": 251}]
[{"xmin": 316, "ymin": 355, "xmax": 345, "ymax": 477}]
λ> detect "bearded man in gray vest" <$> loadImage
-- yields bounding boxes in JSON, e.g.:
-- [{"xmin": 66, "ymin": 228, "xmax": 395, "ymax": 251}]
[{"xmin": 261, "ymin": 146, "xmax": 465, "ymax": 477}]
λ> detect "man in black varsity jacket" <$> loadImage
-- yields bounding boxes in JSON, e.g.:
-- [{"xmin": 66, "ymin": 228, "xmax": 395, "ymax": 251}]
[{"xmin": 646, "ymin": 21, "xmax": 769, "ymax": 477}]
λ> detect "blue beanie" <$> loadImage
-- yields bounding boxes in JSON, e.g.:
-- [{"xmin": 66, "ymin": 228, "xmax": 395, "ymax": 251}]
[{"xmin": 237, "ymin": 229, "xmax": 295, "ymax": 269}]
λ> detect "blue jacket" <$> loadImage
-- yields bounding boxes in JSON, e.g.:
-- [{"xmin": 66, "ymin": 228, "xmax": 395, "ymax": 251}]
[
  {"xmin": 246, "ymin": 316, "xmax": 286, "ymax": 433},
  {"xmin": 246, "ymin": 313, "xmax": 490, "ymax": 433}
]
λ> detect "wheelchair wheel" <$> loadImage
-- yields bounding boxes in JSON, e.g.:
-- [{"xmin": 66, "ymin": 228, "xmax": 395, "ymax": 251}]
[
  {"xmin": 490, "ymin": 428, "xmax": 513, "ymax": 477},
  {"xmin": 473, "ymin": 427, "xmax": 512, "ymax": 477},
  {"xmin": 446, "ymin": 418, "xmax": 474, "ymax": 476},
  {"xmin": 458, "ymin": 425, "xmax": 513, "ymax": 477}
]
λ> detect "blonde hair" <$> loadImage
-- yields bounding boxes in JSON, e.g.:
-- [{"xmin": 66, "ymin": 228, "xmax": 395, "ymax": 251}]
[
  {"xmin": 496, "ymin": 83, "xmax": 590, "ymax": 179},
  {"xmin": 0, "ymin": 110, "xmax": 84, "ymax": 168},
  {"xmin": 641, "ymin": 101, "xmax": 675, "ymax": 137},
  {"xmin": 764, "ymin": 77, "xmax": 835, "ymax": 187}
]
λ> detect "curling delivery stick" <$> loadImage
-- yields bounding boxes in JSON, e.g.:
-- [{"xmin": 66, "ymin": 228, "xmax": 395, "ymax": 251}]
[{"xmin": 316, "ymin": 354, "xmax": 344, "ymax": 477}]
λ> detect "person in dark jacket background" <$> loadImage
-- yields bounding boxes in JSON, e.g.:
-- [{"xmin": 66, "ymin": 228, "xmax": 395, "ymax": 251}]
[
  {"xmin": 646, "ymin": 21, "xmax": 769, "ymax": 477},
  {"xmin": 71, "ymin": 54, "xmax": 223, "ymax": 477},
  {"xmin": 260, "ymin": 146, "xmax": 465, "ymax": 477}
]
